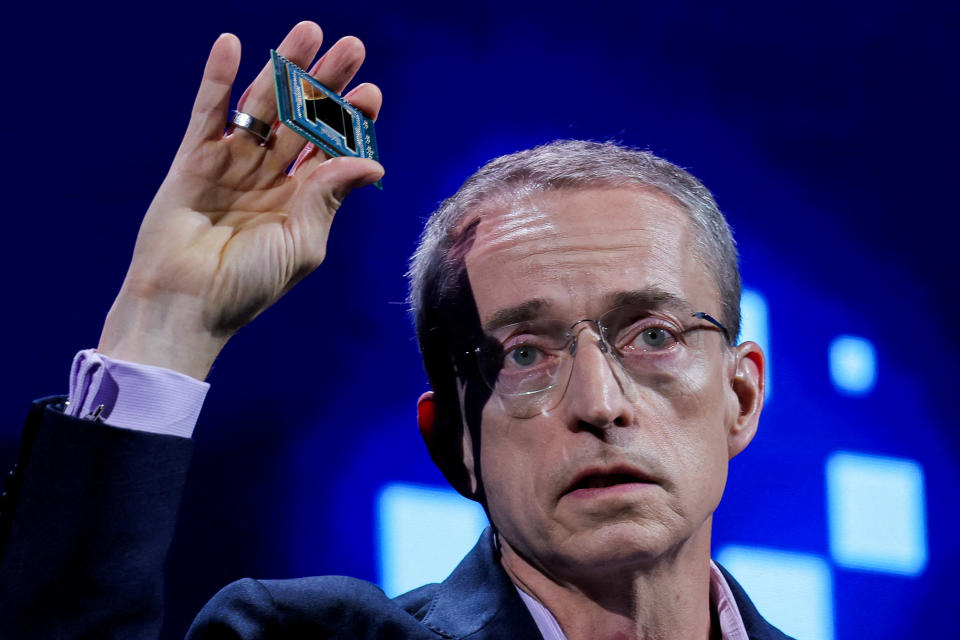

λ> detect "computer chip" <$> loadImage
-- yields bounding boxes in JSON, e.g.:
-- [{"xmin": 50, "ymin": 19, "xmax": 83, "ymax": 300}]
[{"xmin": 272, "ymin": 50, "xmax": 382, "ymax": 188}]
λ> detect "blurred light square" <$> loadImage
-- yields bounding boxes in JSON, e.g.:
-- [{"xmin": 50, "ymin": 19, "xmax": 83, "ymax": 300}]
[
  {"xmin": 828, "ymin": 335, "xmax": 877, "ymax": 395},
  {"xmin": 377, "ymin": 483, "xmax": 488, "ymax": 597},
  {"xmin": 740, "ymin": 288, "xmax": 771, "ymax": 398},
  {"xmin": 716, "ymin": 545, "xmax": 834, "ymax": 640},
  {"xmin": 826, "ymin": 452, "xmax": 927, "ymax": 575}
]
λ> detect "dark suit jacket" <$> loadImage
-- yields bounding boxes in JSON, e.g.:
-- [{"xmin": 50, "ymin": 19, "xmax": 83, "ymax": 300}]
[{"xmin": 0, "ymin": 397, "xmax": 793, "ymax": 640}]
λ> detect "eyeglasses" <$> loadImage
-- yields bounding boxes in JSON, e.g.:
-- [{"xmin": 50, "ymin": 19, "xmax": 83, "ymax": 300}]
[{"xmin": 467, "ymin": 305, "xmax": 729, "ymax": 418}]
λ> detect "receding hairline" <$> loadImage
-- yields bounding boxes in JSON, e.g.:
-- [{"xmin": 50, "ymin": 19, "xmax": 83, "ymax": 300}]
[
  {"xmin": 408, "ymin": 140, "xmax": 742, "ymax": 349},
  {"xmin": 448, "ymin": 180, "xmax": 687, "ymax": 235},
  {"xmin": 447, "ymin": 182, "xmax": 725, "ymax": 314}
]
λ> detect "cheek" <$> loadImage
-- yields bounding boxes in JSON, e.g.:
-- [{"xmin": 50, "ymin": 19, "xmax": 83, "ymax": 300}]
[
  {"xmin": 478, "ymin": 406, "xmax": 555, "ymax": 528},
  {"xmin": 643, "ymin": 357, "xmax": 731, "ymax": 504}
]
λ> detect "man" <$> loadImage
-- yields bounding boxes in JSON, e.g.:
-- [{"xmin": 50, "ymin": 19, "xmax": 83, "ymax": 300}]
[{"xmin": 0, "ymin": 21, "xmax": 790, "ymax": 640}]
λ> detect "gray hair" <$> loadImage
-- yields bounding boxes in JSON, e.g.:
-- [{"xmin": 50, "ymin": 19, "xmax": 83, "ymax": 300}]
[
  {"xmin": 408, "ymin": 140, "xmax": 741, "ymax": 347},
  {"xmin": 405, "ymin": 140, "xmax": 742, "ymax": 496}
]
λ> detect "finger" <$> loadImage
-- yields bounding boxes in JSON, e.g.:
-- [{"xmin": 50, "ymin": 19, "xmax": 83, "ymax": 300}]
[
  {"xmin": 289, "ymin": 156, "xmax": 385, "ymax": 254},
  {"xmin": 289, "ymin": 143, "xmax": 319, "ymax": 176},
  {"xmin": 311, "ymin": 156, "xmax": 384, "ymax": 205},
  {"xmin": 231, "ymin": 21, "xmax": 324, "ymax": 133},
  {"xmin": 269, "ymin": 37, "xmax": 370, "ymax": 167},
  {"xmin": 179, "ymin": 33, "xmax": 241, "ymax": 151},
  {"xmin": 308, "ymin": 35, "xmax": 367, "ymax": 93},
  {"xmin": 344, "ymin": 82, "xmax": 383, "ymax": 122}
]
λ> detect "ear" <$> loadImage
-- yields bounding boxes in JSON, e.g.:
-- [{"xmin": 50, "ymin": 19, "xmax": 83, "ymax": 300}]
[
  {"xmin": 416, "ymin": 391, "xmax": 437, "ymax": 442},
  {"xmin": 726, "ymin": 341, "xmax": 765, "ymax": 459},
  {"xmin": 416, "ymin": 389, "xmax": 478, "ymax": 497}
]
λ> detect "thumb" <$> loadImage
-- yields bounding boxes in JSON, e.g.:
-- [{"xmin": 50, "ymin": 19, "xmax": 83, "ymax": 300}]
[
  {"xmin": 303, "ymin": 156, "xmax": 384, "ymax": 209},
  {"xmin": 287, "ymin": 156, "xmax": 384, "ymax": 267}
]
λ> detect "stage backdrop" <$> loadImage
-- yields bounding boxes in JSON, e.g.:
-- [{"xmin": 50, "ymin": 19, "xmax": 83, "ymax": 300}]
[{"xmin": 1, "ymin": 2, "xmax": 957, "ymax": 639}]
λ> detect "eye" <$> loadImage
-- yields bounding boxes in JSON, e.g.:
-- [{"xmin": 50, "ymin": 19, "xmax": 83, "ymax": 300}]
[
  {"xmin": 507, "ymin": 345, "xmax": 540, "ymax": 367},
  {"xmin": 621, "ymin": 323, "xmax": 680, "ymax": 352},
  {"xmin": 641, "ymin": 327, "xmax": 669, "ymax": 348}
]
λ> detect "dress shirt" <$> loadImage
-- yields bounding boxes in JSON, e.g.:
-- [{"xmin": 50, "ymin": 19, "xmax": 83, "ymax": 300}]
[
  {"xmin": 66, "ymin": 349, "xmax": 208, "ymax": 438},
  {"xmin": 516, "ymin": 560, "xmax": 749, "ymax": 640}
]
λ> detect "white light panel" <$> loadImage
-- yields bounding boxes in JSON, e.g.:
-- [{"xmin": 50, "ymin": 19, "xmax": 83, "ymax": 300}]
[
  {"xmin": 716, "ymin": 545, "xmax": 834, "ymax": 640},
  {"xmin": 377, "ymin": 483, "xmax": 488, "ymax": 597},
  {"xmin": 828, "ymin": 335, "xmax": 877, "ymax": 396},
  {"xmin": 826, "ymin": 452, "xmax": 927, "ymax": 575}
]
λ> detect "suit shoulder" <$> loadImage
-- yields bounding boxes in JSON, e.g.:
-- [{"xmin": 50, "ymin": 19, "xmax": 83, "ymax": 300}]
[{"xmin": 188, "ymin": 576, "xmax": 443, "ymax": 639}]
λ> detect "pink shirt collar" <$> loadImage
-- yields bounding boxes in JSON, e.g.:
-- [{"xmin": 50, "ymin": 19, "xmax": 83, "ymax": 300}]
[{"xmin": 515, "ymin": 560, "xmax": 749, "ymax": 640}]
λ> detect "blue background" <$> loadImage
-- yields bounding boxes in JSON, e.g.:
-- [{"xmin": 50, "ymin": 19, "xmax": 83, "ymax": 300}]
[{"xmin": 1, "ymin": 1, "xmax": 957, "ymax": 637}]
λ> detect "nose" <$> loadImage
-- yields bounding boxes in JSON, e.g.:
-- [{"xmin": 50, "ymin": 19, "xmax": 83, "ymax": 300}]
[{"xmin": 561, "ymin": 327, "xmax": 635, "ymax": 430}]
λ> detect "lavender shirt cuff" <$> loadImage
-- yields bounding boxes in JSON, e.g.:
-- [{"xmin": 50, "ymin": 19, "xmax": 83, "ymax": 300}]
[{"xmin": 66, "ymin": 348, "xmax": 209, "ymax": 438}]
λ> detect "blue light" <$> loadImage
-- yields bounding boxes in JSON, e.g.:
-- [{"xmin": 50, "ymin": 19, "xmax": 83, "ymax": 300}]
[
  {"xmin": 740, "ymin": 288, "xmax": 771, "ymax": 398},
  {"xmin": 377, "ymin": 483, "xmax": 488, "ymax": 597},
  {"xmin": 828, "ymin": 335, "xmax": 877, "ymax": 395},
  {"xmin": 826, "ymin": 452, "xmax": 928, "ymax": 576},
  {"xmin": 716, "ymin": 546, "xmax": 834, "ymax": 640}
]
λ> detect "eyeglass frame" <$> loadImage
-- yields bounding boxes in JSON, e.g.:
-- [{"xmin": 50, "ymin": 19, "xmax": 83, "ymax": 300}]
[{"xmin": 458, "ymin": 309, "xmax": 731, "ymax": 414}]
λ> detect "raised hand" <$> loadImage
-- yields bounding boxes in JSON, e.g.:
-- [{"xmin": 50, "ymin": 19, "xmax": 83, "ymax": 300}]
[{"xmin": 97, "ymin": 22, "xmax": 383, "ymax": 380}]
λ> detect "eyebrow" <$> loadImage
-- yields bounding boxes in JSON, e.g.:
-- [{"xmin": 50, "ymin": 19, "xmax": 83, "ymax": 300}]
[
  {"xmin": 482, "ymin": 286, "xmax": 694, "ymax": 333},
  {"xmin": 606, "ymin": 287, "xmax": 692, "ymax": 312},
  {"xmin": 483, "ymin": 298, "xmax": 549, "ymax": 333}
]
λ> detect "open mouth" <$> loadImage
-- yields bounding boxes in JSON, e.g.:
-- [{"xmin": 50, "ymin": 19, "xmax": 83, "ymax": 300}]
[{"xmin": 566, "ymin": 471, "xmax": 654, "ymax": 495}]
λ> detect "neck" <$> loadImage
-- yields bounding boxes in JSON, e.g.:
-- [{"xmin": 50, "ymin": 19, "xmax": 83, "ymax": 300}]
[{"xmin": 500, "ymin": 521, "xmax": 717, "ymax": 640}]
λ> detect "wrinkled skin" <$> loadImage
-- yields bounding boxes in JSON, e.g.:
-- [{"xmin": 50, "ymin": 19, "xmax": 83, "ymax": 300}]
[{"xmin": 456, "ymin": 187, "xmax": 765, "ymax": 639}]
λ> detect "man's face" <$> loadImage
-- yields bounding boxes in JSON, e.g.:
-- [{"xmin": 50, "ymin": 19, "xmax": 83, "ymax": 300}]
[{"xmin": 460, "ymin": 186, "xmax": 757, "ymax": 582}]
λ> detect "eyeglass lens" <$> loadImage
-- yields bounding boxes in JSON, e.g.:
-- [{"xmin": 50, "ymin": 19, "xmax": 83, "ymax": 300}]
[{"xmin": 478, "ymin": 305, "xmax": 727, "ymax": 418}]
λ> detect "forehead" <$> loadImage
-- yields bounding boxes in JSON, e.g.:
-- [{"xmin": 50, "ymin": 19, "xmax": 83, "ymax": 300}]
[{"xmin": 461, "ymin": 186, "xmax": 717, "ymax": 324}]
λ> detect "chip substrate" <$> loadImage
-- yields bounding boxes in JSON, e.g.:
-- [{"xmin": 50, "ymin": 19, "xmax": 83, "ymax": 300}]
[{"xmin": 272, "ymin": 50, "xmax": 381, "ymax": 188}]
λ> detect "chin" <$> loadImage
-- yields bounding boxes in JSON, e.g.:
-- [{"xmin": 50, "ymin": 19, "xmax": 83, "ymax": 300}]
[{"xmin": 553, "ymin": 520, "xmax": 685, "ymax": 573}]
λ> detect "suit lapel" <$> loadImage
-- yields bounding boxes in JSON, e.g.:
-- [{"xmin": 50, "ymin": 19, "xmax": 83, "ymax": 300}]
[
  {"xmin": 421, "ymin": 528, "xmax": 543, "ymax": 639},
  {"xmin": 419, "ymin": 531, "xmax": 792, "ymax": 640}
]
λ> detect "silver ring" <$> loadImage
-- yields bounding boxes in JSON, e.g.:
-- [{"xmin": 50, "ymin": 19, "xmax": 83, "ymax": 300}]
[{"xmin": 230, "ymin": 110, "xmax": 272, "ymax": 143}]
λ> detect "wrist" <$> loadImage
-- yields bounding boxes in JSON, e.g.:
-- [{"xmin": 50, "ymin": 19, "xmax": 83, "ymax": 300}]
[{"xmin": 98, "ymin": 290, "xmax": 230, "ymax": 381}]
